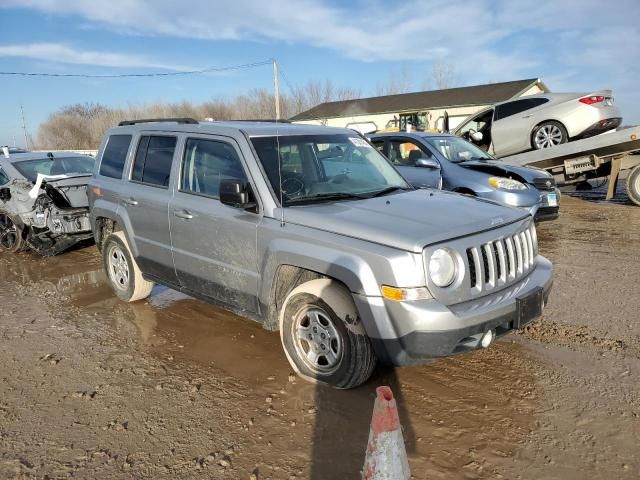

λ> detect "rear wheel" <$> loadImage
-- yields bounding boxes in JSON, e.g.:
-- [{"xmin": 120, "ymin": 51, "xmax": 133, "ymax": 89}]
[
  {"xmin": 279, "ymin": 279, "xmax": 376, "ymax": 389},
  {"xmin": 532, "ymin": 121, "xmax": 568, "ymax": 150},
  {"xmin": 626, "ymin": 164, "xmax": 640, "ymax": 206},
  {"xmin": 0, "ymin": 212, "xmax": 23, "ymax": 253},
  {"xmin": 102, "ymin": 231, "xmax": 154, "ymax": 302}
]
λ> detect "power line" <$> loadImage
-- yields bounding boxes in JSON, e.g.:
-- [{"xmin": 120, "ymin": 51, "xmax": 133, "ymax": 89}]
[
  {"xmin": 277, "ymin": 64, "xmax": 298, "ymax": 97},
  {"xmin": 0, "ymin": 59, "xmax": 273, "ymax": 78}
]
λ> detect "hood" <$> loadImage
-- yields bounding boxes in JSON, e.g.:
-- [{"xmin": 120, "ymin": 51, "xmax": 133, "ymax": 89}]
[
  {"xmin": 458, "ymin": 159, "xmax": 552, "ymax": 184},
  {"xmin": 279, "ymin": 189, "xmax": 529, "ymax": 253},
  {"xmin": 42, "ymin": 175, "xmax": 91, "ymax": 208}
]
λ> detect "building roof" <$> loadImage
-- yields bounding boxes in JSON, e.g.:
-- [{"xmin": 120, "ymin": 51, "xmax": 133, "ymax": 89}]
[{"xmin": 290, "ymin": 78, "xmax": 546, "ymax": 121}]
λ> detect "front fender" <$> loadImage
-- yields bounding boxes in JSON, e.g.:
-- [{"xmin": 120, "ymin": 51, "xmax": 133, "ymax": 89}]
[{"xmin": 259, "ymin": 237, "xmax": 380, "ymax": 304}]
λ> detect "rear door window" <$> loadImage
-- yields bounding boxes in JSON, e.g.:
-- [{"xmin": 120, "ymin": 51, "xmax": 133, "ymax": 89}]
[
  {"xmin": 495, "ymin": 98, "xmax": 550, "ymax": 121},
  {"xmin": 131, "ymin": 135, "xmax": 177, "ymax": 187},
  {"xmin": 99, "ymin": 134, "xmax": 132, "ymax": 179}
]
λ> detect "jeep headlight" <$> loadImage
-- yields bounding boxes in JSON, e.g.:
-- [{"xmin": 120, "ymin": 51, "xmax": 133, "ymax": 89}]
[
  {"xmin": 488, "ymin": 177, "xmax": 527, "ymax": 190},
  {"xmin": 428, "ymin": 248, "xmax": 457, "ymax": 287}
]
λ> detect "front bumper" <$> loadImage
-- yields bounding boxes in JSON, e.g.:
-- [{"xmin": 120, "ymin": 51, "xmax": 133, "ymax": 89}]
[
  {"xmin": 354, "ymin": 256, "xmax": 554, "ymax": 366},
  {"xmin": 526, "ymin": 188, "xmax": 560, "ymax": 222}
]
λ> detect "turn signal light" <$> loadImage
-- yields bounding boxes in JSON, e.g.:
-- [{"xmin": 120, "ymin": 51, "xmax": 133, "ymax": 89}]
[
  {"xmin": 579, "ymin": 95, "xmax": 605, "ymax": 105},
  {"xmin": 381, "ymin": 285, "xmax": 432, "ymax": 302}
]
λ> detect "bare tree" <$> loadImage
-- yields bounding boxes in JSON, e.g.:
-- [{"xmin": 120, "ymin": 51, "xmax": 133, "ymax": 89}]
[
  {"xmin": 36, "ymin": 79, "xmax": 363, "ymax": 149},
  {"xmin": 375, "ymin": 64, "xmax": 414, "ymax": 96},
  {"xmin": 430, "ymin": 62, "xmax": 458, "ymax": 90}
]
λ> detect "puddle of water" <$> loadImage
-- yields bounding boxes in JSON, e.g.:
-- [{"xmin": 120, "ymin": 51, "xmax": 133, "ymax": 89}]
[{"xmin": 1, "ymin": 245, "xmax": 543, "ymax": 479}]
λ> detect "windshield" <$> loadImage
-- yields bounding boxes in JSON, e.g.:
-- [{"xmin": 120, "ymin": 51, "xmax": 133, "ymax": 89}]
[
  {"xmin": 13, "ymin": 156, "xmax": 95, "ymax": 182},
  {"xmin": 251, "ymin": 134, "xmax": 410, "ymax": 205},
  {"xmin": 424, "ymin": 136, "xmax": 493, "ymax": 163}
]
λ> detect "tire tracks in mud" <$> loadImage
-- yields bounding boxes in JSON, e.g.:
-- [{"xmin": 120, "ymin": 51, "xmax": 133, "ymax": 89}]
[{"xmin": 514, "ymin": 319, "xmax": 637, "ymax": 357}]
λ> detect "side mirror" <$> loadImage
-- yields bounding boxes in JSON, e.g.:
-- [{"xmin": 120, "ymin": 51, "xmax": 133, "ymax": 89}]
[
  {"xmin": 220, "ymin": 179, "xmax": 255, "ymax": 209},
  {"xmin": 415, "ymin": 158, "xmax": 440, "ymax": 169},
  {"xmin": 471, "ymin": 131, "xmax": 483, "ymax": 142}
]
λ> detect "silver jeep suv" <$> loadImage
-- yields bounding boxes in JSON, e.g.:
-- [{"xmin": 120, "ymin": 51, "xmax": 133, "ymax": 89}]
[{"xmin": 88, "ymin": 119, "xmax": 553, "ymax": 389}]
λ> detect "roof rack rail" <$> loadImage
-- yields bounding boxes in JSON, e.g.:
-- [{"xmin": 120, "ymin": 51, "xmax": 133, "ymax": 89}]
[
  {"xmin": 118, "ymin": 118, "xmax": 199, "ymax": 126},
  {"xmin": 229, "ymin": 119, "xmax": 292, "ymax": 123}
]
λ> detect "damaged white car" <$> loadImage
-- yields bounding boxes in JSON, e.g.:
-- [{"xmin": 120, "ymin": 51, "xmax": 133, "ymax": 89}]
[{"xmin": 0, "ymin": 149, "xmax": 95, "ymax": 256}]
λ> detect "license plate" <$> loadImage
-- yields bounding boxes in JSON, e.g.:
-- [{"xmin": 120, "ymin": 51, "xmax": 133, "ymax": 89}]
[
  {"xmin": 546, "ymin": 193, "xmax": 558, "ymax": 207},
  {"xmin": 516, "ymin": 288, "xmax": 543, "ymax": 329}
]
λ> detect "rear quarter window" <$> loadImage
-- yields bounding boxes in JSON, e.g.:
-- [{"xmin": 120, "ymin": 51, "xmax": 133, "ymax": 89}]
[
  {"xmin": 99, "ymin": 135, "xmax": 132, "ymax": 179},
  {"xmin": 495, "ymin": 98, "xmax": 550, "ymax": 121}
]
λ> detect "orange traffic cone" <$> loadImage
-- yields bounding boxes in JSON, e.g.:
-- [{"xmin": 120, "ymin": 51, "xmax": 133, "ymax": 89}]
[{"xmin": 362, "ymin": 386, "xmax": 410, "ymax": 480}]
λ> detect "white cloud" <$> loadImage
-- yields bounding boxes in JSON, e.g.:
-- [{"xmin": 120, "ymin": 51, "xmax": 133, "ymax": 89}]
[
  {"xmin": 0, "ymin": 42, "xmax": 191, "ymax": 70},
  {"xmin": 2, "ymin": 0, "xmax": 639, "ymax": 120}
]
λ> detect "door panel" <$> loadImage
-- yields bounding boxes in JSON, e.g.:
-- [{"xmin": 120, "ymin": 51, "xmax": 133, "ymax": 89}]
[
  {"xmin": 169, "ymin": 136, "xmax": 260, "ymax": 313},
  {"xmin": 125, "ymin": 135, "xmax": 177, "ymax": 283},
  {"xmin": 386, "ymin": 138, "xmax": 441, "ymax": 188}
]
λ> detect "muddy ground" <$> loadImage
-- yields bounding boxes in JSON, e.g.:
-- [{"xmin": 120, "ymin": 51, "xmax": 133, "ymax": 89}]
[{"xmin": 1, "ymin": 192, "xmax": 639, "ymax": 479}]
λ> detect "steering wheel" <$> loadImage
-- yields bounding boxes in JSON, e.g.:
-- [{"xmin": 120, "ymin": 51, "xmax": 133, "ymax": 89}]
[
  {"xmin": 462, "ymin": 128, "xmax": 476, "ymax": 141},
  {"xmin": 281, "ymin": 176, "xmax": 305, "ymax": 197}
]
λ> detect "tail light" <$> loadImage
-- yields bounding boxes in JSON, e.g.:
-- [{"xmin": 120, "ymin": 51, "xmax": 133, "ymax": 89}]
[{"xmin": 579, "ymin": 95, "xmax": 605, "ymax": 105}]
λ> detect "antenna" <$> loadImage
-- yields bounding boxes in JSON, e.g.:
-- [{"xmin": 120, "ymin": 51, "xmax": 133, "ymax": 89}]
[
  {"xmin": 273, "ymin": 58, "xmax": 285, "ymax": 227},
  {"xmin": 273, "ymin": 58, "xmax": 280, "ymax": 121},
  {"xmin": 20, "ymin": 105, "xmax": 30, "ymax": 149}
]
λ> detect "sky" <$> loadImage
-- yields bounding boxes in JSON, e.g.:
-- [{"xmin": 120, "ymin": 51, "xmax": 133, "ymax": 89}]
[{"xmin": 0, "ymin": 0, "xmax": 639, "ymax": 146}]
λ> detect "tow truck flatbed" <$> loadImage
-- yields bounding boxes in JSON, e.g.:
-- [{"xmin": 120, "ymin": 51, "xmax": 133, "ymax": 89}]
[
  {"xmin": 501, "ymin": 126, "xmax": 640, "ymax": 170},
  {"xmin": 498, "ymin": 126, "xmax": 640, "ymax": 205}
]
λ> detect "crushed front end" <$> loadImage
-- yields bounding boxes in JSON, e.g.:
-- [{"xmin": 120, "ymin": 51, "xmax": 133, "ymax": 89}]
[{"xmin": 0, "ymin": 176, "xmax": 93, "ymax": 256}]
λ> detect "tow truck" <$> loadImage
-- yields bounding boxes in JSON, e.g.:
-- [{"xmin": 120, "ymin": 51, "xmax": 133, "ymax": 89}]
[{"xmin": 443, "ymin": 111, "xmax": 640, "ymax": 206}]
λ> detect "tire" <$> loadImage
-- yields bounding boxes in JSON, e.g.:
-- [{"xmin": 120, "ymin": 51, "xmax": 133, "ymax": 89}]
[
  {"xmin": 0, "ymin": 211, "xmax": 24, "ymax": 253},
  {"xmin": 626, "ymin": 164, "xmax": 640, "ymax": 206},
  {"xmin": 102, "ymin": 231, "xmax": 154, "ymax": 302},
  {"xmin": 279, "ymin": 279, "xmax": 376, "ymax": 389},
  {"xmin": 532, "ymin": 121, "xmax": 568, "ymax": 150}
]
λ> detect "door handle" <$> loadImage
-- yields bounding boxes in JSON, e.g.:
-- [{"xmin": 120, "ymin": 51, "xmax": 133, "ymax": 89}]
[
  {"xmin": 173, "ymin": 210, "xmax": 193, "ymax": 220},
  {"xmin": 522, "ymin": 114, "xmax": 532, "ymax": 118},
  {"xmin": 122, "ymin": 198, "xmax": 138, "ymax": 206}
]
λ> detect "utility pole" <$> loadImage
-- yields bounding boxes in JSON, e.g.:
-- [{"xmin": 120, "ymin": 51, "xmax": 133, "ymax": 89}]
[
  {"xmin": 20, "ymin": 105, "xmax": 30, "ymax": 149},
  {"xmin": 273, "ymin": 58, "xmax": 280, "ymax": 121}
]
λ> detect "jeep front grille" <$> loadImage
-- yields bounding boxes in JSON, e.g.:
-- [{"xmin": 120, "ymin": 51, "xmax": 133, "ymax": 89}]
[{"xmin": 465, "ymin": 223, "xmax": 537, "ymax": 295}]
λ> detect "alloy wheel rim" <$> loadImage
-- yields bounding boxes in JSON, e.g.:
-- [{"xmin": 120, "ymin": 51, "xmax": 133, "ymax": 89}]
[
  {"xmin": 0, "ymin": 214, "xmax": 18, "ymax": 250},
  {"xmin": 292, "ymin": 306, "xmax": 343, "ymax": 374},
  {"xmin": 535, "ymin": 125, "xmax": 563, "ymax": 149},
  {"xmin": 107, "ymin": 244, "xmax": 130, "ymax": 291}
]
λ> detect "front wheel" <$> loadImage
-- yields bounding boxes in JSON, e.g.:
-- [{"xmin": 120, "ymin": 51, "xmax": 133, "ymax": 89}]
[
  {"xmin": 626, "ymin": 164, "xmax": 640, "ymax": 206},
  {"xmin": 532, "ymin": 121, "xmax": 568, "ymax": 150},
  {"xmin": 0, "ymin": 212, "xmax": 24, "ymax": 253},
  {"xmin": 279, "ymin": 279, "xmax": 376, "ymax": 389},
  {"xmin": 102, "ymin": 232, "xmax": 154, "ymax": 302}
]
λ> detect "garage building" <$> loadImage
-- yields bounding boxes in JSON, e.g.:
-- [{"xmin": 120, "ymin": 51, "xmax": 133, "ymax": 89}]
[{"xmin": 290, "ymin": 78, "xmax": 548, "ymax": 133}]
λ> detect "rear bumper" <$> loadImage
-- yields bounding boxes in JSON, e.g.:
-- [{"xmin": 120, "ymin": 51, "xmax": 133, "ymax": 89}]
[
  {"xmin": 574, "ymin": 117, "xmax": 622, "ymax": 139},
  {"xmin": 354, "ymin": 256, "xmax": 554, "ymax": 366}
]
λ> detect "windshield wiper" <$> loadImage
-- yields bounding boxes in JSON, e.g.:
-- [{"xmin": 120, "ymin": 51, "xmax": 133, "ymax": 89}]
[
  {"xmin": 367, "ymin": 186, "xmax": 412, "ymax": 198},
  {"xmin": 285, "ymin": 192, "xmax": 369, "ymax": 205}
]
